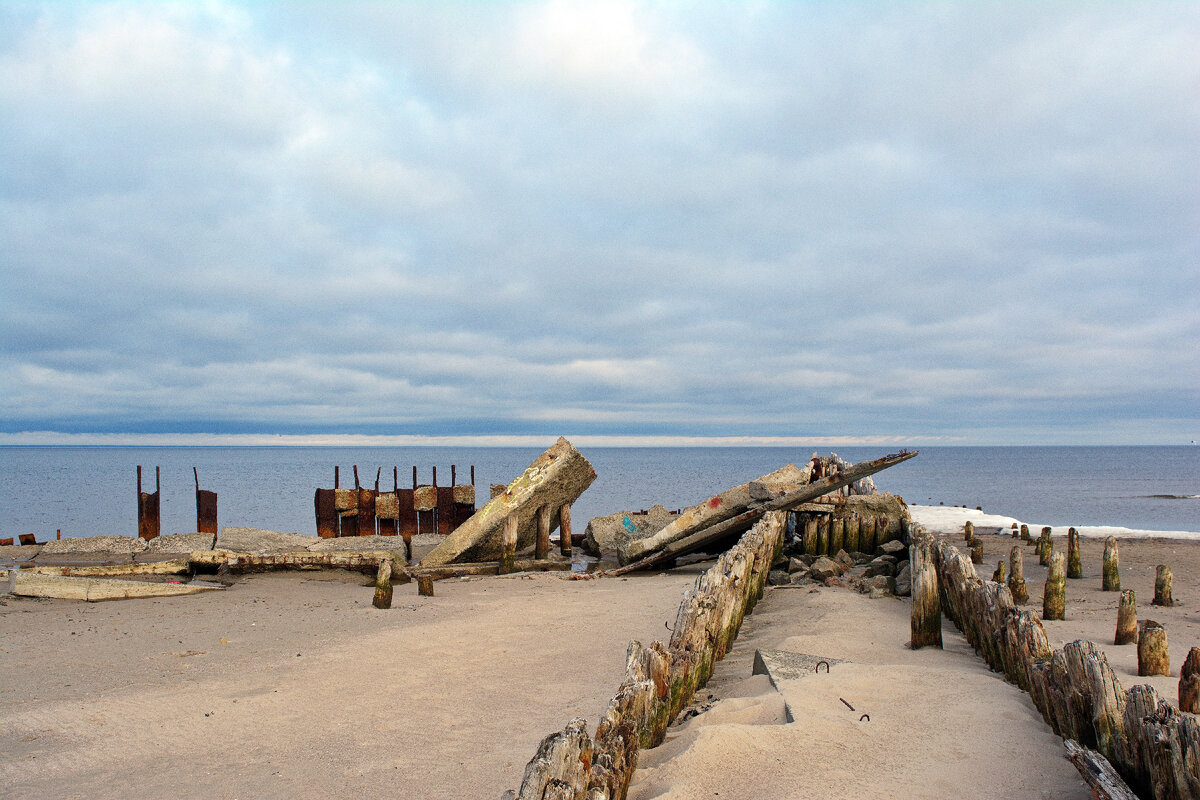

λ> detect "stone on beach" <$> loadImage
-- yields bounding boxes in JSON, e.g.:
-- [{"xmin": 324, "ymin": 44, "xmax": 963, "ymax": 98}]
[
  {"xmin": 306, "ymin": 535, "xmax": 408, "ymax": 554},
  {"xmin": 582, "ymin": 504, "xmax": 679, "ymax": 558}
]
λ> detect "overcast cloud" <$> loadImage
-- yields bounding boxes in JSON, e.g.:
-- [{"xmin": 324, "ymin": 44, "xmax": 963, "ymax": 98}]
[{"xmin": 1, "ymin": 1, "xmax": 1197, "ymax": 445}]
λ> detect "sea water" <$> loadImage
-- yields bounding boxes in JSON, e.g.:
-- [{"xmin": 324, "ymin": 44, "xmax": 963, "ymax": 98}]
[{"xmin": 0, "ymin": 445, "xmax": 1197, "ymax": 541}]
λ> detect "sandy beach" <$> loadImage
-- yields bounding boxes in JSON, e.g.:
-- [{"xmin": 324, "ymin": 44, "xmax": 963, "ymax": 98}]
[{"xmin": 3, "ymin": 528, "xmax": 1198, "ymax": 799}]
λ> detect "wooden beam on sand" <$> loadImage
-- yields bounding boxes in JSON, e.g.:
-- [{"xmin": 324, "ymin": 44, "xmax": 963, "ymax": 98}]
[
  {"xmin": 187, "ymin": 550, "xmax": 398, "ymax": 575},
  {"xmin": 407, "ymin": 558, "xmax": 571, "ymax": 582},
  {"xmin": 1063, "ymin": 740, "xmax": 1139, "ymax": 800}
]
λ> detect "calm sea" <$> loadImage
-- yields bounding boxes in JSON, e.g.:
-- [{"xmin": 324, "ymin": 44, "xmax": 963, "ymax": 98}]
[{"xmin": 1, "ymin": 446, "xmax": 1197, "ymax": 541}]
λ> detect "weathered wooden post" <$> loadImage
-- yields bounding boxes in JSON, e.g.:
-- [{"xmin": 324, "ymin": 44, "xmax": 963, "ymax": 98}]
[
  {"xmin": 860, "ymin": 516, "xmax": 877, "ymax": 555},
  {"xmin": 844, "ymin": 514, "xmax": 860, "ymax": 553},
  {"xmin": 1008, "ymin": 545, "xmax": 1029, "ymax": 605},
  {"xmin": 970, "ymin": 539, "xmax": 983, "ymax": 565},
  {"xmin": 1153, "ymin": 565, "xmax": 1173, "ymax": 607},
  {"xmin": 830, "ymin": 517, "xmax": 845, "ymax": 555},
  {"xmin": 372, "ymin": 557, "xmax": 393, "ymax": 609},
  {"xmin": 964, "ymin": 520, "xmax": 974, "ymax": 542},
  {"xmin": 1102, "ymin": 536, "xmax": 1120, "ymax": 591},
  {"xmin": 875, "ymin": 516, "xmax": 889, "ymax": 549},
  {"xmin": 417, "ymin": 575, "xmax": 435, "ymax": 597},
  {"xmin": 992, "ymin": 561, "xmax": 1006, "ymax": 583},
  {"xmin": 500, "ymin": 512, "xmax": 518, "ymax": 575},
  {"xmin": 1066, "ymin": 527, "xmax": 1082, "ymax": 579},
  {"xmin": 1179, "ymin": 647, "xmax": 1200, "ymax": 714},
  {"xmin": 816, "ymin": 516, "xmax": 830, "ymax": 556},
  {"xmin": 910, "ymin": 535, "xmax": 942, "ymax": 649},
  {"xmin": 1043, "ymin": 552, "xmax": 1066, "ymax": 620},
  {"xmin": 1137, "ymin": 621, "xmax": 1169, "ymax": 676},
  {"xmin": 1115, "ymin": 590, "xmax": 1138, "ymax": 645},
  {"xmin": 802, "ymin": 515, "xmax": 818, "ymax": 556},
  {"xmin": 559, "ymin": 504, "xmax": 573, "ymax": 557},
  {"xmin": 1020, "ymin": 523, "xmax": 1030, "ymax": 541},
  {"xmin": 1011, "ymin": 522, "xmax": 1019, "ymax": 537},
  {"xmin": 1038, "ymin": 527, "xmax": 1052, "ymax": 566},
  {"xmin": 535, "ymin": 504, "xmax": 552, "ymax": 561}
]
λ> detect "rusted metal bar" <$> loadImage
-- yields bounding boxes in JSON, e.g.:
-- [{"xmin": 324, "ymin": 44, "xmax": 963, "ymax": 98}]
[
  {"xmin": 314, "ymin": 488, "xmax": 338, "ymax": 538},
  {"xmin": 194, "ymin": 467, "xmax": 218, "ymax": 534},
  {"xmin": 137, "ymin": 465, "xmax": 161, "ymax": 541},
  {"xmin": 18, "ymin": 534, "xmax": 37, "ymax": 546},
  {"xmin": 357, "ymin": 487, "xmax": 376, "ymax": 536}
]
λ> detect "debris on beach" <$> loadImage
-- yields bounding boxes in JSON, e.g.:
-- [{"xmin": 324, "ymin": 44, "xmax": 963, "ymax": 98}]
[
  {"xmin": 314, "ymin": 464, "xmax": 477, "ymax": 544},
  {"xmin": 609, "ymin": 451, "xmax": 918, "ymax": 575},
  {"xmin": 582, "ymin": 505, "xmax": 680, "ymax": 559},
  {"xmin": 420, "ymin": 437, "xmax": 596, "ymax": 567}
]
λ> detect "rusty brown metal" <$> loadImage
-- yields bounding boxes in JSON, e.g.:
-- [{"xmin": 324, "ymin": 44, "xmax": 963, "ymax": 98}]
[
  {"xmin": 194, "ymin": 468, "xmax": 218, "ymax": 534},
  {"xmin": 397, "ymin": 487, "xmax": 417, "ymax": 539},
  {"xmin": 356, "ymin": 487, "xmax": 376, "ymax": 536},
  {"xmin": 18, "ymin": 534, "xmax": 37, "ymax": 546},
  {"xmin": 137, "ymin": 466, "xmax": 161, "ymax": 540},
  {"xmin": 0, "ymin": 537, "xmax": 14, "ymax": 546},
  {"xmin": 436, "ymin": 485, "xmax": 457, "ymax": 534},
  {"xmin": 314, "ymin": 488, "xmax": 337, "ymax": 538}
]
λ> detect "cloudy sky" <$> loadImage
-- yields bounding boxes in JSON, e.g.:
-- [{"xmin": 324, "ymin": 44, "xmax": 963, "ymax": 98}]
[{"xmin": 1, "ymin": 1, "xmax": 1197, "ymax": 446}]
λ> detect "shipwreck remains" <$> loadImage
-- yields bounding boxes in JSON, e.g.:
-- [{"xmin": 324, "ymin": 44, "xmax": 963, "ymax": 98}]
[
  {"xmin": 611, "ymin": 451, "xmax": 917, "ymax": 575},
  {"xmin": 313, "ymin": 464, "xmax": 477, "ymax": 544},
  {"xmin": 420, "ymin": 437, "xmax": 595, "ymax": 567},
  {"xmin": 137, "ymin": 466, "xmax": 160, "ymax": 540}
]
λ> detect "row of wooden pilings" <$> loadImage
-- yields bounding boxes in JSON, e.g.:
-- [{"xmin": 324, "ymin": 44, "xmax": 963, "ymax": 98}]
[
  {"xmin": 507, "ymin": 511, "xmax": 786, "ymax": 800},
  {"xmin": 794, "ymin": 511, "xmax": 905, "ymax": 558},
  {"xmin": 914, "ymin": 534, "xmax": 1199, "ymax": 800}
]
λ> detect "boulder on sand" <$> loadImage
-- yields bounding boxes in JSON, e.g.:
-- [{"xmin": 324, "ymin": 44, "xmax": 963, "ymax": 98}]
[{"xmin": 583, "ymin": 505, "xmax": 679, "ymax": 558}]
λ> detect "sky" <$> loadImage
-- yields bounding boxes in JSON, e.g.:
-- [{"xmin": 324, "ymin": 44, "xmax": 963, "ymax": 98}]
[{"xmin": 1, "ymin": 1, "xmax": 1197, "ymax": 447}]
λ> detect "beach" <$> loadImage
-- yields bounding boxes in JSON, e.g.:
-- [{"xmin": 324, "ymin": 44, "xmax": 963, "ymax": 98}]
[{"xmin": 2, "ymin": 518, "xmax": 1198, "ymax": 798}]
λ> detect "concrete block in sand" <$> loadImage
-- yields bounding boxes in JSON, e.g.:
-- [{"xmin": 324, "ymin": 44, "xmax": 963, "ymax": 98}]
[
  {"xmin": 10, "ymin": 572, "xmax": 223, "ymax": 602},
  {"xmin": 215, "ymin": 527, "xmax": 314, "ymax": 554},
  {"xmin": 40, "ymin": 536, "xmax": 147, "ymax": 555},
  {"xmin": 306, "ymin": 535, "xmax": 409, "ymax": 553},
  {"xmin": 408, "ymin": 533, "xmax": 445, "ymax": 564},
  {"xmin": 752, "ymin": 649, "xmax": 848, "ymax": 689},
  {"xmin": 582, "ymin": 504, "xmax": 679, "ymax": 558},
  {"xmin": 146, "ymin": 533, "xmax": 216, "ymax": 554}
]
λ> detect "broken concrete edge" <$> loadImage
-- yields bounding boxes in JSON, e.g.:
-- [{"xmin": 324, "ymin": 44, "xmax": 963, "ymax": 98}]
[
  {"xmin": 7, "ymin": 571, "xmax": 225, "ymax": 602},
  {"xmin": 509, "ymin": 510, "xmax": 787, "ymax": 799},
  {"xmin": 421, "ymin": 437, "xmax": 596, "ymax": 567}
]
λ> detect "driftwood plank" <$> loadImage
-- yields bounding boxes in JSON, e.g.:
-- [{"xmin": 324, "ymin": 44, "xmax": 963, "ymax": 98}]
[{"xmin": 1064, "ymin": 739, "xmax": 1140, "ymax": 800}]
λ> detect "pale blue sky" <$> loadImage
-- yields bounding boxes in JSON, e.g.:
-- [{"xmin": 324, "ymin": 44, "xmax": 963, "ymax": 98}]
[{"xmin": 1, "ymin": 1, "xmax": 1197, "ymax": 445}]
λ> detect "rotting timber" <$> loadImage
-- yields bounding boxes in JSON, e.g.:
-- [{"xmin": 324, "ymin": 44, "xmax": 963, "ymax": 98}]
[{"xmin": 609, "ymin": 451, "xmax": 917, "ymax": 576}]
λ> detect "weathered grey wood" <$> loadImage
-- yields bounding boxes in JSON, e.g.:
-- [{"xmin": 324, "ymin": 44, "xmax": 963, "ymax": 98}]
[
  {"xmin": 992, "ymin": 561, "xmax": 1006, "ymax": 583},
  {"xmin": 801, "ymin": 516, "xmax": 817, "ymax": 556},
  {"xmin": 372, "ymin": 557, "xmax": 393, "ymax": 609},
  {"xmin": 1103, "ymin": 536, "xmax": 1120, "ymax": 591},
  {"xmin": 911, "ymin": 535, "xmax": 942, "ymax": 649},
  {"xmin": 622, "ymin": 463, "xmax": 810, "ymax": 563},
  {"xmin": 620, "ymin": 452, "xmax": 916, "ymax": 566},
  {"xmin": 964, "ymin": 520, "xmax": 974, "ymax": 541},
  {"xmin": 1179, "ymin": 647, "xmax": 1200, "ymax": 714},
  {"xmin": 1021, "ymin": 523, "xmax": 1030, "ymax": 541},
  {"xmin": 970, "ymin": 539, "xmax": 983, "ymax": 565},
  {"xmin": 1008, "ymin": 545, "xmax": 1029, "ymax": 605},
  {"xmin": 1044, "ymin": 551, "xmax": 1066, "ymax": 620},
  {"xmin": 21, "ymin": 559, "xmax": 191, "ymax": 578},
  {"xmin": 1039, "ymin": 527, "xmax": 1053, "ymax": 566},
  {"xmin": 860, "ymin": 515, "xmax": 877, "ymax": 554},
  {"xmin": 417, "ymin": 575, "xmax": 434, "ymax": 596},
  {"xmin": 535, "ymin": 504, "xmax": 552, "ymax": 561},
  {"xmin": 1154, "ymin": 564, "xmax": 1174, "ymax": 607},
  {"xmin": 1063, "ymin": 739, "xmax": 1140, "ymax": 800},
  {"xmin": 844, "ymin": 514, "xmax": 860, "ymax": 553},
  {"xmin": 500, "ymin": 512, "xmax": 518, "ymax": 575},
  {"xmin": 409, "ymin": 558, "xmax": 570, "ymax": 582},
  {"xmin": 1067, "ymin": 527, "xmax": 1083, "ymax": 579},
  {"xmin": 829, "ymin": 517, "xmax": 845, "ymax": 555},
  {"xmin": 1115, "ymin": 590, "xmax": 1138, "ymax": 646},
  {"xmin": 816, "ymin": 516, "xmax": 829, "ymax": 556},
  {"xmin": 421, "ymin": 437, "xmax": 595, "ymax": 566},
  {"xmin": 1138, "ymin": 621, "xmax": 1170, "ymax": 677},
  {"xmin": 559, "ymin": 503, "xmax": 573, "ymax": 558}
]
